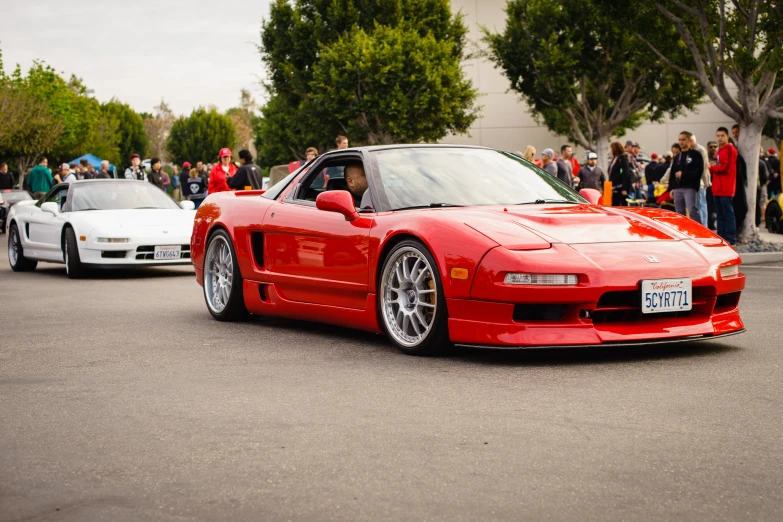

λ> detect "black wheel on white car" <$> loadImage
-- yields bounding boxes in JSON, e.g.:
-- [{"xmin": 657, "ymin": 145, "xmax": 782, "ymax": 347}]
[
  {"xmin": 203, "ymin": 229, "xmax": 249, "ymax": 321},
  {"xmin": 378, "ymin": 239, "xmax": 450, "ymax": 356},
  {"xmin": 8, "ymin": 223, "xmax": 37, "ymax": 272},
  {"xmin": 64, "ymin": 227, "xmax": 85, "ymax": 279}
]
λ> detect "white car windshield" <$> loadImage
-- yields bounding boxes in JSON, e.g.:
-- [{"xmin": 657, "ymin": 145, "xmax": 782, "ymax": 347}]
[
  {"xmin": 372, "ymin": 148, "xmax": 585, "ymax": 210},
  {"xmin": 71, "ymin": 182, "xmax": 181, "ymax": 211}
]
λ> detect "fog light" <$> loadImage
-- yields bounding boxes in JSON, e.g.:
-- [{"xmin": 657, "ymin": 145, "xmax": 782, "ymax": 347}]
[
  {"xmin": 97, "ymin": 238, "xmax": 130, "ymax": 243},
  {"xmin": 719, "ymin": 265, "xmax": 739, "ymax": 278},
  {"xmin": 504, "ymin": 273, "xmax": 578, "ymax": 285}
]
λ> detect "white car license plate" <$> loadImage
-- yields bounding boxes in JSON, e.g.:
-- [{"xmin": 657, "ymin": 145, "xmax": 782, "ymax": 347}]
[
  {"xmin": 641, "ymin": 278, "xmax": 692, "ymax": 314},
  {"xmin": 154, "ymin": 245, "xmax": 181, "ymax": 260}
]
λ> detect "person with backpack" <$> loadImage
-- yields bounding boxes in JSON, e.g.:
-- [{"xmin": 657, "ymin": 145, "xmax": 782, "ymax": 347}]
[
  {"xmin": 229, "ymin": 150, "xmax": 264, "ymax": 190},
  {"xmin": 186, "ymin": 168, "xmax": 207, "ymax": 208}
]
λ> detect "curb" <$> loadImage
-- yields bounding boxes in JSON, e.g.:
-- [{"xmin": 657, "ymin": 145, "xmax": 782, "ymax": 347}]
[{"xmin": 739, "ymin": 252, "xmax": 783, "ymax": 265}]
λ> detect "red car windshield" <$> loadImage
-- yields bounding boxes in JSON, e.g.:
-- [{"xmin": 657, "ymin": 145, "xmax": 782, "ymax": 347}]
[{"xmin": 373, "ymin": 148, "xmax": 584, "ymax": 209}]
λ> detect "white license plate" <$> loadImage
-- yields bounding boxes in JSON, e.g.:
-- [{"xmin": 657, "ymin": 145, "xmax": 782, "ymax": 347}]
[
  {"xmin": 154, "ymin": 245, "xmax": 181, "ymax": 259},
  {"xmin": 641, "ymin": 278, "xmax": 692, "ymax": 314}
]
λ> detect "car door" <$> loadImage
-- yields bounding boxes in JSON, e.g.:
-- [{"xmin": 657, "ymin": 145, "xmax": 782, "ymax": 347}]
[
  {"xmin": 263, "ymin": 154, "xmax": 373, "ymax": 310},
  {"xmin": 26, "ymin": 185, "xmax": 70, "ymax": 260}
]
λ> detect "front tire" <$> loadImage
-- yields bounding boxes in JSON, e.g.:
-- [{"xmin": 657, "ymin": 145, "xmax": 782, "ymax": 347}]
[
  {"xmin": 64, "ymin": 227, "xmax": 86, "ymax": 279},
  {"xmin": 203, "ymin": 229, "xmax": 249, "ymax": 321},
  {"xmin": 8, "ymin": 223, "xmax": 37, "ymax": 272},
  {"xmin": 378, "ymin": 239, "xmax": 450, "ymax": 355}
]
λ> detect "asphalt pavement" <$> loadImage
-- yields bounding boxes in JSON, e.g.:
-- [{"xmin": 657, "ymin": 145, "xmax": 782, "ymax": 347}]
[{"xmin": 1, "ymin": 234, "xmax": 782, "ymax": 522}]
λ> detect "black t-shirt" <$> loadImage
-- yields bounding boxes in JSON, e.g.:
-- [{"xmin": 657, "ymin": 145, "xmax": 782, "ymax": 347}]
[
  {"xmin": 229, "ymin": 163, "xmax": 264, "ymax": 190},
  {"xmin": 0, "ymin": 172, "xmax": 14, "ymax": 189},
  {"xmin": 186, "ymin": 177, "xmax": 206, "ymax": 198}
]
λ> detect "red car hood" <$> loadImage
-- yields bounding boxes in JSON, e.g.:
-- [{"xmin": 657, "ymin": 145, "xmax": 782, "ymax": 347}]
[{"xmin": 461, "ymin": 204, "xmax": 678, "ymax": 246}]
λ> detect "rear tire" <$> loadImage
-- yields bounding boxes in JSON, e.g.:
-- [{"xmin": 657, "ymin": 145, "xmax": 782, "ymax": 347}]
[
  {"xmin": 8, "ymin": 223, "xmax": 37, "ymax": 272},
  {"xmin": 64, "ymin": 227, "xmax": 86, "ymax": 279},
  {"xmin": 203, "ymin": 229, "xmax": 249, "ymax": 321},
  {"xmin": 378, "ymin": 239, "xmax": 450, "ymax": 356}
]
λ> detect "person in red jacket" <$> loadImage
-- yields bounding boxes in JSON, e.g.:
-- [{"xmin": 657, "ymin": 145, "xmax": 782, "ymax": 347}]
[
  {"xmin": 207, "ymin": 148, "xmax": 238, "ymax": 194},
  {"xmin": 709, "ymin": 127, "xmax": 737, "ymax": 245}
]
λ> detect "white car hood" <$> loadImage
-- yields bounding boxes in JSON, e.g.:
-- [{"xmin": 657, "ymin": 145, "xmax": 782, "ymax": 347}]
[{"xmin": 82, "ymin": 209, "xmax": 195, "ymax": 229}]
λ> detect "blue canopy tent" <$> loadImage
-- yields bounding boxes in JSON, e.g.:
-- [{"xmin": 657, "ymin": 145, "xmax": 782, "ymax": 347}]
[{"xmin": 68, "ymin": 154, "xmax": 118, "ymax": 177}]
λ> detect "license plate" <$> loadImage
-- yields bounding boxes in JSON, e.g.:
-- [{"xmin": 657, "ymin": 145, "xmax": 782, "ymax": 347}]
[
  {"xmin": 641, "ymin": 278, "xmax": 692, "ymax": 314},
  {"xmin": 154, "ymin": 245, "xmax": 181, "ymax": 259}
]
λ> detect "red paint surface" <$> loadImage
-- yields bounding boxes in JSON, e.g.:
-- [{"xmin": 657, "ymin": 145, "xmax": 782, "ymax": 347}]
[{"xmin": 191, "ymin": 189, "xmax": 745, "ymax": 348}]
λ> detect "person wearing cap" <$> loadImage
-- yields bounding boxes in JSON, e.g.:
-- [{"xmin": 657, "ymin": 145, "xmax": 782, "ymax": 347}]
[
  {"xmin": 124, "ymin": 154, "xmax": 145, "ymax": 180},
  {"xmin": 576, "ymin": 152, "xmax": 606, "ymax": 191},
  {"xmin": 229, "ymin": 150, "xmax": 264, "ymax": 190},
  {"xmin": 179, "ymin": 162, "xmax": 192, "ymax": 198},
  {"xmin": 61, "ymin": 163, "xmax": 77, "ymax": 183},
  {"xmin": 208, "ymin": 148, "xmax": 238, "ymax": 194},
  {"xmin": 540, "ymin": 149, "xmax": 558, "ymax": 178}
]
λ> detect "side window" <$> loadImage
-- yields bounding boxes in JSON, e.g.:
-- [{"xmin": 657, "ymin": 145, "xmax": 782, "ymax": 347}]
[
  {"xmin": 296, "ymin": 165, "xmax": 347, "ymax": 202},
  {"xmin": 45, "ymin": 188, "xmax": 68, "ymax": 210}
]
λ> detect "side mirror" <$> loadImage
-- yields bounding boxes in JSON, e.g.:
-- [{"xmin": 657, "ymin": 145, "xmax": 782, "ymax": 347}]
[
  {"xmin": 180, "ymin": 200, "xmax": 196, "ymax": 210},
  {"xmin": 579, "ymin": 188, "xmax": 603, "ymax": 206},
  {"xmin": 41, "ymin": 202, "xmax": 60, "ymax": 215},
  {"xmin": 316, "ymin": 191, "xmax": 359, "ymax": 221}
]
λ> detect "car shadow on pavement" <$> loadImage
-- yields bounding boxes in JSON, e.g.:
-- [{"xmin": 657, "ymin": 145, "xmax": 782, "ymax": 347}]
[
  {"xmin": 451, "ymin": 341, "xmax": 742, "ymax": 366},
  {"xmin": 28, "ymin": 265, "xmax": 195, "ymax": 280},
  {"xmin": 242, "ymin": 314, "xmax": 741, "ymax": 365}
]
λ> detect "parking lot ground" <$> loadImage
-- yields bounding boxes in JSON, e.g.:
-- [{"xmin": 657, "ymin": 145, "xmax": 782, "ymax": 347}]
[{"xmin": 1, "ymin": 233, "xmax": 782, "ymax": 522}]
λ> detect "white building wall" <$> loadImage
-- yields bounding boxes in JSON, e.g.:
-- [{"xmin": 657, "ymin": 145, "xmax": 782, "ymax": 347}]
[{"xmin": 444, "ymin": 0, "xmax": 739, "ymax": 159}]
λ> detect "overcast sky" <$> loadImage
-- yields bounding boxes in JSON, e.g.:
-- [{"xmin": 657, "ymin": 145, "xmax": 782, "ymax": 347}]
[{"xmin": 0, "ymin": 0, "xmax": 274, "ymax": 115}]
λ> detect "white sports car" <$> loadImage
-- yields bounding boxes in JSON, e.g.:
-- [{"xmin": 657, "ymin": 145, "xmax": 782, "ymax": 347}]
[{"xmin": 7, "ymin": 180, "xmax": 196, "ymax": 278}]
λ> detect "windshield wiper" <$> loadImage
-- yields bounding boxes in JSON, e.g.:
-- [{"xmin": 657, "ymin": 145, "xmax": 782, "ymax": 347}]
[
  {"xmin": 133, "ymin": 206, "xmax": 164, "ymax": 209},
  {"xmin": 73, "ymin": 208, "xmax": 100, "ymax": 211},
  {"xmin": 394, "ymin": 203, "xmax": 465, "ymax": 211},
  {"xmin": 517, "ymin": 199, "xmax": 580, "ymax": 205}
]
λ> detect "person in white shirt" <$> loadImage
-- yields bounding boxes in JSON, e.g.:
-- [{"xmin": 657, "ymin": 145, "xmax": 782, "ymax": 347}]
[{"xmin": 61, "ymin": 163, "xmax": 77, "ymax": 183}]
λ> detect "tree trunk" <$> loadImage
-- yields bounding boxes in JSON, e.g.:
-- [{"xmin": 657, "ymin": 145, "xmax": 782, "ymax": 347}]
[
  {"xmin": 595, "ymin": 135, "xmax": 610, "ymax": 175},
  {"xmin": 737, "ymin": 122, "xmax": 763, "ymax": 243}
]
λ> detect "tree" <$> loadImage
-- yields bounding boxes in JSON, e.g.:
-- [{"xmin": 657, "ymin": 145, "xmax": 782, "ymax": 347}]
[
  {"xmin": 102, "ymin": 99, "xmax": 149, "ymax": 170},
  {"xmin": 166, "ymin": 107, "xmax": 238, "ymax": 166},
  {"xmin": 629, "ymin": 0, "xmax": 783, "ymax": 241},
  {"xmin": 309, "ymin": 24, "xmax": 477, "ymax": 145},
  {"xmin": 257, "ymin": 0, "xmax": 473, "ymax": 166},
  {"xmin": 226, "ymin": 89, "xmax": 258, "ymax": 155},
  {"xmin": 484, "ymin": 0, "xmax": 704, "ymax": 172},
  {"xmin": 144, "ymin": 100, "xmax": 174, "ymax": 161}
]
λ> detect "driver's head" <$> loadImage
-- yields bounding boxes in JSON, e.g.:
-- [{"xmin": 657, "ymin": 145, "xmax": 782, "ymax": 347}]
[{"xmin": 345, "ymin": 163, "xmax": 367, "ymax": 196}]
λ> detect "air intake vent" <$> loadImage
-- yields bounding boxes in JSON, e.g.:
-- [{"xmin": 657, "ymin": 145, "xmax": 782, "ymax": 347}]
[
  {"xmin": 513, "ymin": 304, "xmax": 567, "ymax": 322},
  {"xmin": 251, "ymin": 232, "xmax": 264, "ymax": 268}
]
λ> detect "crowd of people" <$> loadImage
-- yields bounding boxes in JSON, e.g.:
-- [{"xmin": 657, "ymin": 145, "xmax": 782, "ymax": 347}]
[
  {"xmin": 4, "ymin": 131, "xmax": 780, "ymax": 245},
  {"xmin": 522, "ymin": 127, "xmax": 780, "ymax": 245}
]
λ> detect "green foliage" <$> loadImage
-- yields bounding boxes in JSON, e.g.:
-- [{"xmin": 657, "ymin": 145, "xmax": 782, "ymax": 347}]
[
  {"xmin": 484, "ymin": 0, "xmax": 703, "ymax": 151},
  {"xmin": 102, "ymin": 99, "xmax": 149, "ymax": 170},
  {"xmin": 166, "ymin": 107, "xmax": 238, "ymax": 166},
  {"xmin": 257, "ymin": 0, "xmax": 475, "ymax": 166},
  {"xmin": 310, "ymin": 24, "xmax": 477, "ymax": 144},
  {"xmin": 0, "ymin": 54, "xmax": 138, "ymax": 172}
]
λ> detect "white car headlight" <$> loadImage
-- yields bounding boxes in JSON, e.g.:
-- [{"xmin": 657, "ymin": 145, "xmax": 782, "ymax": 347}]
[
  {"xmin": 719, "ymin": 265, "xmax": 739, "ymax": 279},
  {"xmin": 97, "ymin": 238, "xmax": 130, "ymax": 243},
  {"xmin": 504, "ymin": 273, "xmax": 578, "ymax": 285}
]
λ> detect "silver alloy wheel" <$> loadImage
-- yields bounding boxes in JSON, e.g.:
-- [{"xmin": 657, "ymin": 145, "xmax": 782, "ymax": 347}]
[
  {"xmin": 205, "ymin": 235, "xmax": 234, "ymax": 313},
  {"xmin": 9, "ymin": 227, "xmax": 19, "ymax": 266},
  {"xmin": 381, "ymin": 246, "xmax": 438, "ymax": 347}
]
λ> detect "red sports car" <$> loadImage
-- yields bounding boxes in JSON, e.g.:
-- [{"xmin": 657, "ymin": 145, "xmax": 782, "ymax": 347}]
[{"xmin": 190, "ymin": 145, "xmax": 745, "ymax": 355}]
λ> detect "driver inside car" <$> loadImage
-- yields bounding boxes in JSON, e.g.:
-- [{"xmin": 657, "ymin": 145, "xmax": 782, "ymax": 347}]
[{"xmin": 344, "ymin": 163, "xmax": 373, "ymax": 210}]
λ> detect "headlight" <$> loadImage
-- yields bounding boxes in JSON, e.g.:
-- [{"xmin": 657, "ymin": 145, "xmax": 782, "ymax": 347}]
[
  {"xmin": 504, "ymin": 273, "xmax": 578, "ymax": 285},
  {"xmin": 719, "ymin": 265, "xmax": 739, "ymax": 278},
  {"xmin": 97, "ymin": 238, "xmax": 130, "ymax": 243}
]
